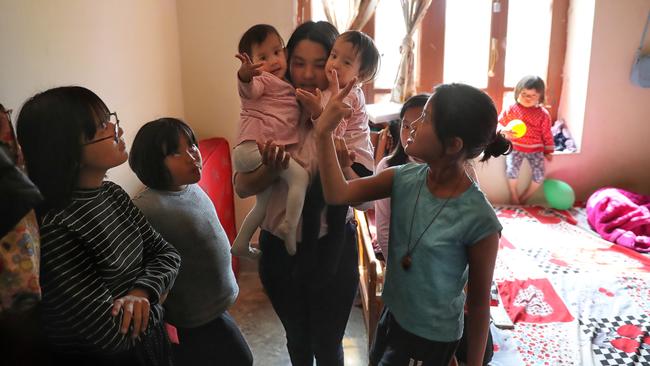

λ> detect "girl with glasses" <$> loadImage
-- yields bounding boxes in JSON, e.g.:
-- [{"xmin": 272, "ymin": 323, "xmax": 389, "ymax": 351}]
[{"xmin": 17, "ymin": 86, "xmax": 180, "ymax": 366}]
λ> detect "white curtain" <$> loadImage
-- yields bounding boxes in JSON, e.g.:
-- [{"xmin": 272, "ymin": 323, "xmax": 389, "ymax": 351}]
[
  {"xmin": 390, "ymin": 0, "xmax": 433, "ymax": 102},
  {"xmin": 322, "ymin": 0, "xmax": 380, "ymax": 31}
]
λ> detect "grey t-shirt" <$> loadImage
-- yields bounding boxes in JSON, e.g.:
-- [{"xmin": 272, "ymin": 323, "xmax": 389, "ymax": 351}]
[{"xmin": 133, "ymin": 184, "xmax": 238, "ymax": 328}]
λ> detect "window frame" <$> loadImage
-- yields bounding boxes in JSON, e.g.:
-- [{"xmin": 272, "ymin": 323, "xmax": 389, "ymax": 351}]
[{"xmin": 296, "ymin": 0, "xmax": 568, "ymax": 119}]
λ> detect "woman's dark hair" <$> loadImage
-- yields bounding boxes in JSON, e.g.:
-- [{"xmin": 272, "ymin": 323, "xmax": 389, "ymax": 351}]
[
  {"xmin": 17, "ymin": 86, "xmax": 109, "ymax": 212},
  {"xmin": 238, "ymin": 24, "xmax": 284, "ymax": 57},
  {"xmin": 129, "ymin": 118, "xmax": 198, "ymax": 190},
  {"xmin": 338, "ymin": 31, "xmax": 380, "ymax": 83},
  {"xmin": 386, "ymin": 93, "xmax": 430, "ymax": 167},
  {"xmin": 430, "ymin": 83, "xmax": 511, "ymax": 163},
  {"xmin": 285, "ymin": 21, "xmax": 339, "ymax": 82},
  {"xmin": 514, "ymin": 75, "xmax": 546, "ymax": 104}
]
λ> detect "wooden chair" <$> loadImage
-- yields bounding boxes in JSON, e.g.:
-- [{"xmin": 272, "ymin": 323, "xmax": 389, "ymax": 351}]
[{"xmin": 354, "ymin": 209, "xmax": 385, "ymax": 351}]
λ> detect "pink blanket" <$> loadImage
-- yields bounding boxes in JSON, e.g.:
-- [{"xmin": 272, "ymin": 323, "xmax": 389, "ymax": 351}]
[{"xmin": 587, "ymin": 188, "xmax": 650, "ymax": 252}]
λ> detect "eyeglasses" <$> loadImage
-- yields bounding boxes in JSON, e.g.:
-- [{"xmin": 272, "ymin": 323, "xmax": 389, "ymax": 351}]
[
  {"xmin": 83, "ymin": 112, "xmax": 120, "ymax": 145},
  {"xmin": 401, "ymin": 113, "xmax": 425, "ymax": 130}
]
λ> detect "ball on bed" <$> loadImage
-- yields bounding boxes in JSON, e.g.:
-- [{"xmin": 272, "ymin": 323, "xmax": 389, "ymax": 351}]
[{"xmin": 543, "ymin": 179, "xmax": 575, "ymax": 210}]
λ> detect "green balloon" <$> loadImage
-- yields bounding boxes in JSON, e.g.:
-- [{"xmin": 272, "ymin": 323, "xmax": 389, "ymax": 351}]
[{"xmin": 543, "ymin": 179, "xmax": 575, "ymax": 210}]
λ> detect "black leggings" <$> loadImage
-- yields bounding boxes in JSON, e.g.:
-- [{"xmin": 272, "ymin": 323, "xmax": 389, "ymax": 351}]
[{"xmin": 258, "ymin": 222, "xmax": 359, "ymax": 366}]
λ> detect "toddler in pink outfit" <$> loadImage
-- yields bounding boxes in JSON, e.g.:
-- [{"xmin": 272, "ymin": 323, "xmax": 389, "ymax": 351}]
[{"xmin": 231, "ymin": 24, "xmax": 309, "ymax": 259}]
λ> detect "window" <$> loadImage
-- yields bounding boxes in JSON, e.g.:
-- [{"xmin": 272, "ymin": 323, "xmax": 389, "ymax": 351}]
[{"xmin": 298, "ymin": 0, "xmax": 568, "ymax": 119}]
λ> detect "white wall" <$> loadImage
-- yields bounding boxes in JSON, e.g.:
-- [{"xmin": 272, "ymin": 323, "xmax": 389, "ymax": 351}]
[
  {"xmin": 0, "ymin": 0, "xmax": 185, "ymax": 195},
  {"xmin": 176, "ymin": 0, "xmax": 295, "ymax": 229}
]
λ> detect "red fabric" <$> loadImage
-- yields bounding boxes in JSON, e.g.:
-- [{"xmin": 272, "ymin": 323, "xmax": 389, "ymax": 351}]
[
  {"xmin": 198, "ymin": 138, "xmax": 239, "ymax": 277},
  {"xmin": 498, "ymin": 278, "xmax": 573, "ymax": 324}
]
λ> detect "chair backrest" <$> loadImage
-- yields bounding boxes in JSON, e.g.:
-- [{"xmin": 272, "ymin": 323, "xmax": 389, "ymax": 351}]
[{"xmin": 197, "ymin": 137, "xmax": 239, "ymax": 277}]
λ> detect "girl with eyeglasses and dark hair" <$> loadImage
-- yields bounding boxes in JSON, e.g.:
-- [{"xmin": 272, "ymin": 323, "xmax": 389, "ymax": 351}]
[
  {"xmin": 316, "ymin": 81, "xmax": 510, "ymax": 366},
  {"xmin": 17, "ymin": 86, "xmax": 180, "ymax": 366},
  {"xmin": 129, "ymin": 118, "xmax": 253, "ymax": 366}
]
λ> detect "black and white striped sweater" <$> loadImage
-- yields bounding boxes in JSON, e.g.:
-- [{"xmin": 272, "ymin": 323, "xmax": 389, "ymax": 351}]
[{"xmin": 39, "ymin": 181, "xmax": 180, "ymax": 354}]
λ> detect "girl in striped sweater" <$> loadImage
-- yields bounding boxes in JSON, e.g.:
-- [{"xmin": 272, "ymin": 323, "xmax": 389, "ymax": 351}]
[{"xmin": 17, "ymin": 86, "xmax": 180, "ymax": 366}]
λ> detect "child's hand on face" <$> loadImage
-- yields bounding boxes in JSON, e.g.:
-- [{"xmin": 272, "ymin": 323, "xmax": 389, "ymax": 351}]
[
  {"xmin": 295, "ymin": 88, "xmax": 323, "ymax": 120},
  {"xmin": 316, "ymin": 71, "xmax": 356, "ymax": 136},
  {"xmin": 235, "ymin": 53, "xmax": 263, "ymax": 83}
]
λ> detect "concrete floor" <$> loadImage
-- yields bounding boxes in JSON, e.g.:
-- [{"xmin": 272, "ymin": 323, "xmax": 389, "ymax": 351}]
[{"xmin": 229, "ymin": 260, "xmax": 369, "ymax": 366}]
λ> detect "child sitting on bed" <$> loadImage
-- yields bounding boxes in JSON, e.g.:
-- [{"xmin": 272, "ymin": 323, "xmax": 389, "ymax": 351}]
[
  {"xmin": 315, "ymin": 80, "xmax": 510, "ymax": 365},
  {"xmin": 499, "ymin": 75, "xmax": 554, "ymax": 204},
  {"xmin": 231, "ymin": 24, "xmax": 309, "ymax": 259}
]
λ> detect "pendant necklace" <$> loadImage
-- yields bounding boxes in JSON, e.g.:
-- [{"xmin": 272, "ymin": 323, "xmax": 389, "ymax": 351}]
[{"xmin": 401, "ymin": 170, "xmax": 462, "ymax": 271}]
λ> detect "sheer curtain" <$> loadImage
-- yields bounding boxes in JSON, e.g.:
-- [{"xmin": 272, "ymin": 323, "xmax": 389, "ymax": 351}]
[
  {"xmin": 322, "ymin": 0, "xmax": 380, "ymax": 31},
  {"xmin": 390, "ymin": 0, "xmax": 432, "ymax": 102}
]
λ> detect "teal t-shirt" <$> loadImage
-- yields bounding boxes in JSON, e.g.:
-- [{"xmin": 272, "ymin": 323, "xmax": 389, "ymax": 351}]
[{"xmin": 382, "ymin": 163, "xmax": 502, "ymax": 342}]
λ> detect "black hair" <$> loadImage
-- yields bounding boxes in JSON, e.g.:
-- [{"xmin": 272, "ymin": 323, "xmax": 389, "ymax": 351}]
[
  {"xmin": 285, "ymin": 21, "xmax": 339, "ymax": 82},
  {"xmin": 16, "ymin": 86, "xmax": 109, "ymax": 212},
  {"xmin": 129, "ymin": 118, "xmax": 198, "ymax": 190},
  {"xmin": 430, "ymin": 83, "xmax": 511, "ymax": 163},
  {"xmin": 514, "ymin": 75, "xmax": 546, "ymax": 104},
  {"xmin": 238, "ymin": 24, "xmax": 284, "ymax": 57},
  {"xmin": 387, "ymin": 93, "xmax": 430, "ymax": 167},
  {"xmin": 338, "ymin": 30, "xmax": 380, "ymax": 83}
]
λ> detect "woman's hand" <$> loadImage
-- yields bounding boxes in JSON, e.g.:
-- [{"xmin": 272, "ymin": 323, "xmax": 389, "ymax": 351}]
[
  {"xmin": 235, "ymin": 53, "xmax": 263, "ymax": 83},
  {"xmin": 296, "ymin": 88, "xmax": 324, "ymax": 120},
  {"xmin": 257, "ymin": 140, "xmax": 290, "ymax": 170},
  {"xmin": 374, "ymin": 126, "xmax": 393, "ymax": 164},
  {"xmin": 334, "ymin": 136, "xmax": 356, "ymax": 169},
  {"xmin": 315, "ymin": 70, "xmax": 356, "ymax": 137},
  {"xmin": 111, "ymin": 288, "xmax": 151, "ymax": 339}
]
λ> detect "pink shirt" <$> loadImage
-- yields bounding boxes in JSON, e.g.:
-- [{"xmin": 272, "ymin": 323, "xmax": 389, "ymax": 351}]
[
  {"xmin": 237, "ymin": 72, "xmax": 300, "ymax": 147},
  {"xmin": 260, "ymin": 87, "xmax": 375, "ymax": 239}
]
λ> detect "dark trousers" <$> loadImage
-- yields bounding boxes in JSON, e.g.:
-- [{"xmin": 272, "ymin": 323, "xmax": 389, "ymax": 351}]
[
  {"xmin": 258, "ymin": 222, "xmax": 359, "ymax": 366},
  {"xmin": 172, "ymin": 312, "xmax": 253, "ymax": 366},
  {"xmin": 370, "ymin": 308, "xmax": 459, "ymax": 366}
]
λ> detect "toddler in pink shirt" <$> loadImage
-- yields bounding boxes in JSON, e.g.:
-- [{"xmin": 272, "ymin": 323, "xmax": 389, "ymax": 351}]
[{"xmin": 231, "ymin": 24, "xmax": 309, "ymax": 259}]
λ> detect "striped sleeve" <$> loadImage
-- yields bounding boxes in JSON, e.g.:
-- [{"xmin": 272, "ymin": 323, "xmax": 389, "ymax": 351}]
[
  {"xmin": 126, "ymin": 196, "xmax": 180, "ymax": 305},
  {"xmin": 39, "ymin": 222, "xmax": 134, "ymax": 353}
]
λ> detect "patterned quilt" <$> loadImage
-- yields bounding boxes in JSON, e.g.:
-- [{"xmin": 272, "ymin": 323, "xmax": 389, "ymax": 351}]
[{"xmin": 490, "ymin": 206, "xmax": 650, "ymax": 365}]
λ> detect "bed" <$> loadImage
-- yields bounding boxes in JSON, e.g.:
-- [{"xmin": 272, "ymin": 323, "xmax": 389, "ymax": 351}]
[{"xmin": 355, "ymin": 205, "xmax": 650, "ymax": 365}]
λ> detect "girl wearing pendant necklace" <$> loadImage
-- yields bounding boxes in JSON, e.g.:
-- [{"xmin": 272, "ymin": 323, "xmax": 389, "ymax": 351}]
[{"xmin": 315, "ymin": 79, "xmax": 511, "ymax": 366}]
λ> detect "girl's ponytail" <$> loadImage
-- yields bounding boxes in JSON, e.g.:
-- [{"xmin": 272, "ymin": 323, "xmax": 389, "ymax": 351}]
[{"xmin": 480, "ymin": 132, "xmax": 512, "ymax": 162}]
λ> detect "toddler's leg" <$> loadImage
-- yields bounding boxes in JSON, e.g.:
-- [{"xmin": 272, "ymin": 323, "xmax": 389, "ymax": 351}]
[
  {"xmin": 520, "ymin": 152, "xmax": 545, "ymax": 203},
  {"xmin": 231, "ymin": 188, "xmax": 272, "ymax": 260},
  {"xmin": 277, "ymin": 158, "xmax": 310, "ymax": 256},
  {"xmin": 506, "ymin": 152, "xmax": 524, "ymax": 205}
]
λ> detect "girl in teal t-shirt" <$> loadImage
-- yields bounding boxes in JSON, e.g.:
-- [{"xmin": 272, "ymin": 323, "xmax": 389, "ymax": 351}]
[{"xmin": 315, "ymin": 76, "xmax": 511, "ymax": 366}]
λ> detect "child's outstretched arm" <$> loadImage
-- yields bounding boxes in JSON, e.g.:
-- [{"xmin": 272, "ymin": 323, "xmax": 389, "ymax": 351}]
[
  {"xmin": 466, "ymin": 232, "xmax": 499, "ymax": 366},
  {"xmin": 315, "ymin": 71, "xmax": 392, "ymax": 205},
  {"xmin": 235, "ymin": 53, "xmax": 265, "ymax": 99}
]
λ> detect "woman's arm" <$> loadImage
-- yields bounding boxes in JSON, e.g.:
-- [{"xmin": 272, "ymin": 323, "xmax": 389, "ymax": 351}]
[
  {"xmin": 465, "ymin": 232, "xmax": 499, "ymax": 366},
  {"xmin": 233, "ymin": 141, "xmax": 290, "ymax": 198}
]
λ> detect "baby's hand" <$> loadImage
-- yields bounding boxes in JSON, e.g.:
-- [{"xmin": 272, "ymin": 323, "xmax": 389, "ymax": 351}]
[
  {"xmin": 544, "ymin": 153, "xmax": 553, "ymax": 162},
  {"xmin": 295, "ymin": 88, "xmax": 323, "ymax": 120},
  {"xmin": 235, "ymin": 53, "xmax": 263, "ymax": 83}
]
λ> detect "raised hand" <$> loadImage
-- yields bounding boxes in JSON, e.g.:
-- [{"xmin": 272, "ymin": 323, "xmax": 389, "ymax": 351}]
[
  {"xmin": 334, "ymin": 136, "xmax": 356, "ymax": 168},
  {"xmin": 235, "ymin": 53, "xmax": 263, "ymax": 83},
  {"xmin": 316, "ymin": 70, "xmax": 356, "ymax": 135},
  {"xmin": 295, "ymin": 87, "xmax": 323, "ymax": 120}
]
